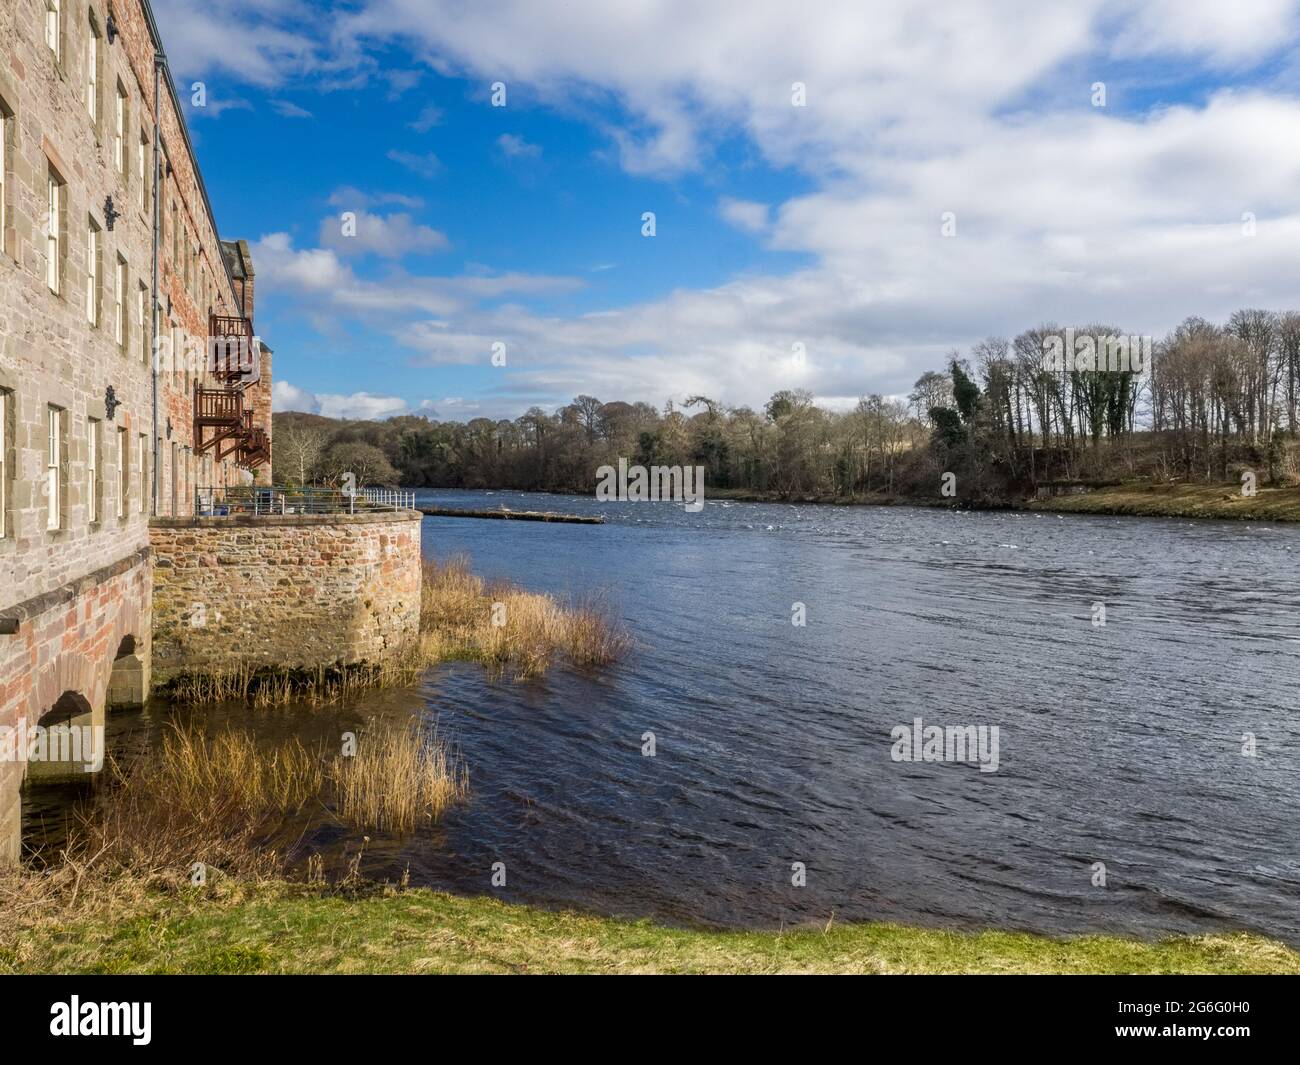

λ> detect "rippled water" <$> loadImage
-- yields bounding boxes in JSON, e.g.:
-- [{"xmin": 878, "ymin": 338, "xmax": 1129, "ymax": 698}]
[{"xmin": 25, "ymin": 491, "xmax": 1300, "ymax": 941}]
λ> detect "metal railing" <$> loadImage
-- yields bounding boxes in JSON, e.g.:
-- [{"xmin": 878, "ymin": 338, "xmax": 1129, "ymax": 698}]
[
  {"xmin": 194, "ymin": 485, "xmax": 415, "ymax": 517},
  {"xmin": 361, "ymin": 487, "xmax": 416, "ymax": 510}
]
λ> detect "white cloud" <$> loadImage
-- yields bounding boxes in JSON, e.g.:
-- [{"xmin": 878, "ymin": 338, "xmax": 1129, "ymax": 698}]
[
  {"xmin": 273, "ymin": 380, "xmax": 415, "ymax": 420},
  {"xmin": 327, "ymin": 186, "xmax": 425, "ymax": 210},
  {"xmin": 496, "ymin": 133, "xmax": 542, "ymax": 159},
  {"xmin": 409, "ymin": 104, "xmax": 443, "ymax": 132},
  {"xmin": 270, "ymin": 99, "xmax": 313, "ymax": 118},
  {"xmin": 206, "ymin": 1, "xmax": 1300, "ymax": 415},
  {"xmin": 387, "ymin": 149, "xmax": 442, "ymax": 177},
  {"xmin": 319, "ymin": 210, "xmax": 450, "ymax": 258},
  {"xmin": 719, "ymin": 197, "xmax": 769, "ymax": 234},
  {"xmin": 272, "ymin": 379, "xmax": 320, "ymax": 413}
]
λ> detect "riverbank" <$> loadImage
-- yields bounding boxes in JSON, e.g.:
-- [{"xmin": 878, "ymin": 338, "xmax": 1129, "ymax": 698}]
[
  {"xmin": 1025, "ymin": 482, "xmax": 1300, "ymax": 521},
  {"xmin": 708, "ymin": 482, "xmax": 1300, "ymax": 521},
  {"xmin": 3, "ymin": 880, "xmax": 1295, "ymax": 974}
]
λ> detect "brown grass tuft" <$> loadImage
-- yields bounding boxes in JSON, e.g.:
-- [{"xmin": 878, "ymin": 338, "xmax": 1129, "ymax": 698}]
[
  {"xmin": 74, "ymin": 720, "xmax": 464, "ymax": 879},
  {"xmin": 420, "ymin": 556, "xmax": 629, "ymax": 680},
  {"xmin": 333, "ymin": 722, "xmax": 467, "ymax": 832}
]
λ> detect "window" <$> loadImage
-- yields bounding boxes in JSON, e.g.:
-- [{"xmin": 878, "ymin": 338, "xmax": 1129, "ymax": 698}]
[
  {"xmin": 85, "ymin": 19, "xmax": 99, "ymax": 123},
  {"xmin": 137, "ymin": 280, "xmax": 148, "ymax": 363},
  {"xmin": 170, "ymin": 196, "xmax": 177, "ymax": 265},
  {"xmin": 137, "ymin": 432, "xmax": 146, "ymax": 513},
  {"xmin": 0, "ymin": 389, "xmax": 9, "ymax": 538},
  {"xmin": 114, "ymin": 84, "xmax": 126, "ymax": 173},
  {"xmin": 45, "ymin": 0, "xmax": 61, "ymax": 61},
  {"xmin": 47, "ymin": 406, "xmax": 63, "ymax": 530},
  {"xmin": 0, "ymin": 101, "xmax": 9, "ymax": 246},
  {"xmin": 86, "ymin": 219, "xmax": 100, "ymax": 325},
  {"xmin": 46, "ymin": 169, "xmax": 63, "ymax": 294},
  {"xmin": 115, "ymin": 256, "xmax": 126, "ymax": 347},
  {"xmin": 170, "ymin": 441, "xmax": 178, "ymax": 516},
  {"xmin": 87, "ymin": 418, "xmax": 99, "ymax": 523},
  {"xmin": 116, "ymin": 427, "xmax": 127, "ymax": 517},
  {"xmin": 137, "ymin": 131, "xmax": 147, "ymax": 210}
]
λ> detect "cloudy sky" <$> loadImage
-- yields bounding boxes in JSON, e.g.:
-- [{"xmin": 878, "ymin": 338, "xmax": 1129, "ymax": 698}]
[{"xmin": 157, "ymin": 0, "xmax": 1300, "ymax": 421}]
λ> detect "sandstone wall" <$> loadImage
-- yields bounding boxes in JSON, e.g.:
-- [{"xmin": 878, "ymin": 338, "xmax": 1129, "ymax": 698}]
[{"xmin": 148, "ymin": 512, "xmax": 422, "ymax": 683}]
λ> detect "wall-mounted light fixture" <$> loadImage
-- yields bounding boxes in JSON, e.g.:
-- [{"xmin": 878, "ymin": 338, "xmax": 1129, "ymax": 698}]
[
  {"xmin": 104, "ymin": 195, "xmax": 120, "ymax": 232},
  {"xmin": 106, "ymin": 12, "xmax": 119, "ymax": 44},
  {"xmin": 105, "ymin": 385, "xmax": 121, "ymax": 420}
]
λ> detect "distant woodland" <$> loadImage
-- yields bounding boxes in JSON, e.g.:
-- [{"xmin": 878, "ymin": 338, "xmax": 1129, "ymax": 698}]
[{"xmin": 274, "ymin": 310, "xmax": 1300, "ymax": 502}]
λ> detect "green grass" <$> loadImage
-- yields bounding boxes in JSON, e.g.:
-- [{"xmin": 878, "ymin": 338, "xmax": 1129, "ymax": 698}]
[
  {"xmin": 1028, "ymin": 481, "xmax": 1300, "ymax": 521},
  {"xmin": 4, "ymin": 882, "xmax": 1296, "ymax": 974}
]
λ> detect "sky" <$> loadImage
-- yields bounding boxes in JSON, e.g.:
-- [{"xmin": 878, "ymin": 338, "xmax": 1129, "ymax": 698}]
[{"xmin": 155, "ymin": 0, "xmax": 1300, "ymax": 422}]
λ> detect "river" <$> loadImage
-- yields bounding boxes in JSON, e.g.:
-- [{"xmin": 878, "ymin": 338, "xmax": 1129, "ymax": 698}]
[{"xmin": 23, "ymin": 490, "xmax": 1300, "ymax": 943}]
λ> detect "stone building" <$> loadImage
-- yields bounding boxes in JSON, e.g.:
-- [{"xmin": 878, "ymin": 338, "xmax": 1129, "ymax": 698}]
[{"xmin": 0, "ymin": 0, "xmax": 272, "ymax": 861}]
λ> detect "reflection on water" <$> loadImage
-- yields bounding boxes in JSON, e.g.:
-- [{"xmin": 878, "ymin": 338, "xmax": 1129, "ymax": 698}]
[{"xmin": 24, "ymin": 490, "xmax": 1300, "ymax": 942}]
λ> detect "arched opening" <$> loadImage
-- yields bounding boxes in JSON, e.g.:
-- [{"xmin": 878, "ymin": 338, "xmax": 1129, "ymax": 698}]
[
  {"xmin": 25, "ymin": 691, "xmax": 100, "ymax": 782},
  {"xmin": 107, "ymin": 634, "xmax": 145, "ymax": 709},
  {"xmin": 21, "ymin": 691, "xmax": 101, "ymax": 864}
]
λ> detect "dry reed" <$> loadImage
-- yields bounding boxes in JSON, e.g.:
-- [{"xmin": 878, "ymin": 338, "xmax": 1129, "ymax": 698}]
[{"xmin": 420, "ymin": 555, "xmax": 629, "ymax": 679}]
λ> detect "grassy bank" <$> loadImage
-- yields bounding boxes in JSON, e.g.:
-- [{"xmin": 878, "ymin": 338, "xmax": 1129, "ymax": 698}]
[
  {"xmin": 712, "ymin": 482, "xmax": 1300, "ymax": 522},
  {"xmin": 2, "ymin": 880, "xmax": 1295, "ymax": 974},
  {"xmin": 1026, "ymin": 481, "xmax": 1300, "ymax": 521}
]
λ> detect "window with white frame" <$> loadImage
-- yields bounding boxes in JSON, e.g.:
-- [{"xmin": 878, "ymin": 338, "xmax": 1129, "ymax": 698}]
[
  {"xmin": 114, "ymin": 83, "xmax": 126, "ymax": 173},
  {"xmin": 45, "ymin": 0, "xmax": 61, "ymax": 61},
  {"xmin": 47, "ymin": 169, "xmax": 63, "ymax": 294},
  {"xmin": 115, "ymin": 256, "xmax": 126, "ymax": 347},
  {"xmin": 87, "ymin": 417, "xmax": 99, "ymax": 523},
  {"xmin": 86, "ymin": 219, "xmax": 100, "ymax": 325},
  {"xmin": 47, "ymin": 406, "xmax": 63, "ymax": 530},
  {"xmin": 117, "ymin": 427, "xmax": 127, "ymax": 517},
  {"xmin": 137, "ymin": 131, "xmax": 147, "ymax": 210},
  {"xmin": 85, "ymin": 19, "xmax": 99, "ymax": 123}
]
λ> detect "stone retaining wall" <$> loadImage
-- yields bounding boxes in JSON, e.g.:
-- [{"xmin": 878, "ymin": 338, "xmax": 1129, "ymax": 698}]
[{"xmin": 148, "ymin": 511, "xmax": 422, "ymax": 683}]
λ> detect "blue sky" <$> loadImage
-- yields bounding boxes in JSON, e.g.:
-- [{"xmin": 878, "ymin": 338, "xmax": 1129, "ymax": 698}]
[{"xmin": 157, "ymin": 0, "xmax": 1300, "ymax": 421}]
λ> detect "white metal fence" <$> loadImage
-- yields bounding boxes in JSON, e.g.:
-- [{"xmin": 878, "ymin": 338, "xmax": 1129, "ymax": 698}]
[
  {"xmin": 195, "ymin": 485, "xmax": 416, "ymax": 516},
  {"xmin": 360, "ymin": 487, "xmax": 416, "ymax": 510}
]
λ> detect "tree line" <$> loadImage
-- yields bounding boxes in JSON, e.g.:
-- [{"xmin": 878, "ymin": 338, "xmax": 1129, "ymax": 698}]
[{"xmin": 273, "ymin": 307, "xmax": 1300, "ymax": 500}]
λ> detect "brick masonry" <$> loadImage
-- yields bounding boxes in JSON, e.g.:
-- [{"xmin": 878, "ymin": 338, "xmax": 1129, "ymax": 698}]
[
  {"xmin": 0, "ymin": 548, "xmax": 151, "ymax": 862},
  {"xmin": 149, "ymin": 512, "xmax": 423, "ymax": 683}
]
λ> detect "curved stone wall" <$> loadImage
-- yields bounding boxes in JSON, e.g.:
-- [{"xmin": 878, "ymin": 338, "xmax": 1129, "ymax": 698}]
[{"xmin": 148, "ymin": 511, "xmax": 422, "ymax": 683}]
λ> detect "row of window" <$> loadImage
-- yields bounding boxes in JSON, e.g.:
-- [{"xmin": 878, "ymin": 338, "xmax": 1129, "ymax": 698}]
[
  {"xmin": 23, "ymin": 2, "xmax": 221, "ymax": 322},
  {"xmin": 0, "ymin": 390, "xmax": 225, "ymax": 537}
]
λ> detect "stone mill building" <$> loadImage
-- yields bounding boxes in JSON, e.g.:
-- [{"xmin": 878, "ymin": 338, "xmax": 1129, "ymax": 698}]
[{"xmin": 0, "ymin": 0, "xmax": 292, "ymax": 861}]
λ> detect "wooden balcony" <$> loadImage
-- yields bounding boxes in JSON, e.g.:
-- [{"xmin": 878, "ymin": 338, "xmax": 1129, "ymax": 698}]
[
  {"xmin": 195, "ymin": 385, "xmax": 243, "ymax": 427},
  {"xmin": 239, "ymin": 425, "xmax": 271, "ymax": 469},
  {"xmin": 194, "ymin": 383, "xmax": 245, "ymax": 460},
  {"xmin": 208, "ymin": 313, "xmax": 255, "ymax": 382}
]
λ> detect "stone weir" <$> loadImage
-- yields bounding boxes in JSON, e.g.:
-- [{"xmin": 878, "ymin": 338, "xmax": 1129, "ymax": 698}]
[{"xmin": 148, "ymin": 510, "xmax": 423, "ymax": 684}]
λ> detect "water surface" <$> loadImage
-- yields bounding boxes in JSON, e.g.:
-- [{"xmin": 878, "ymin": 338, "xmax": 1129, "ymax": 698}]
[{"xmin": 26, "ymin": 491, "xmax": 1300, "ymax": 942}]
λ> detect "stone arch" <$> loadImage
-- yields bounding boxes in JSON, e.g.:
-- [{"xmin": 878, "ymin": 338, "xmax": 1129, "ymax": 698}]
[
  {"xmin": 25, "ymin": 690, "xmax": 101, "ymax": 782},
  {"xmin": 107, "ymin": 634, "xmax": 146, "ymax": 709}
]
